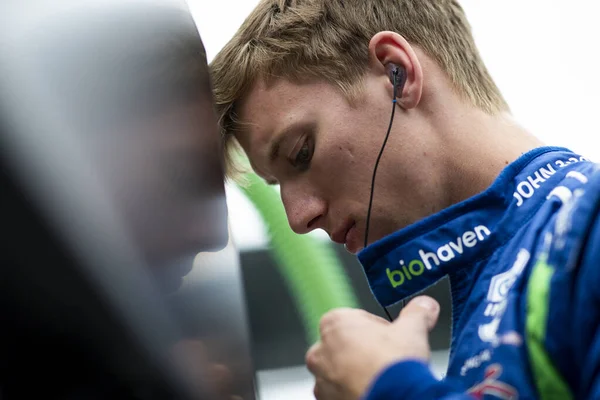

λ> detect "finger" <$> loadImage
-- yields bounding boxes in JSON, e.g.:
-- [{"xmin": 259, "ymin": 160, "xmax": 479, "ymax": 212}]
[
  {"xmin": 319, "ymin": 308, "xmax": 388, "ymax": 337},
  {"xmin": 305, "ymin": 342, "xmax": 325, "ymax": 377},
  {"xmin": 394, "ymin": 296, "xmax": 440, "ymax": 334},
  {"xmin": 313, "ymin": 378, "xmax": 336, "ymax": 400},
  {"xmin": 319, "ymin": 308, "xmax": 354, "ymax": 333},
  {"xmin": 359, "ymin": 309, "xmax": 391, "ymax": 325},
  {"xmin": 313, "ymin": 381, "xmax": 320, "ymax": 400}
]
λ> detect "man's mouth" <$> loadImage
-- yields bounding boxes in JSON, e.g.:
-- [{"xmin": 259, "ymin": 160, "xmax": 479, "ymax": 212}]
[{"xmin": 331, "ymin": 220, "xmax": 360, "ymax": 254}]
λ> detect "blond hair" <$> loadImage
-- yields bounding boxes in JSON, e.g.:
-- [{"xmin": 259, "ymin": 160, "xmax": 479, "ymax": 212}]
[{"xmin": 210, "ymin": 0, "xmax": 509, "ymax": 177}]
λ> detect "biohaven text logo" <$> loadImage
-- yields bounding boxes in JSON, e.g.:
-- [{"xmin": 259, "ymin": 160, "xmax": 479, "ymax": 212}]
[{"xmin": 387, "ymin": 225, "xmax": 491, "ymax": 288}]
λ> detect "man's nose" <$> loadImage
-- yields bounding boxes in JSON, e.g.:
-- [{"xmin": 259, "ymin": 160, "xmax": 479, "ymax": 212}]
[{"xmin": 280, "ymin": 184, "xmax": 326, "ymax": 235}]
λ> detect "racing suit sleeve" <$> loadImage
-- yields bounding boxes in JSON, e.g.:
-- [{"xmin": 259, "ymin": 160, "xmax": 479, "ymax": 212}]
[
  {"xmin": 362, "ymin": 360, "xmax": 474, "ymax": 400},
  {"xmin": 528, "ymin": 170, "xmax": 600, "ymax": 399},
  {"xmin": 565, "ymin": 205, "xmax": 600, "ymax": 399}
]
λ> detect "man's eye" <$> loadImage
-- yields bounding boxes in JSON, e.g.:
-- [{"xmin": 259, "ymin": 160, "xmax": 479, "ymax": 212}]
[{"xmin": 293, "ymin": 139, "xmax": 313, "ymax": 171}]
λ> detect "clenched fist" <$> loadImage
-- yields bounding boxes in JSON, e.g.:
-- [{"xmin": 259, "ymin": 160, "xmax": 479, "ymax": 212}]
[{"xmin": 306, "ymin": 296, "xmax": 440, "ymax": 400}]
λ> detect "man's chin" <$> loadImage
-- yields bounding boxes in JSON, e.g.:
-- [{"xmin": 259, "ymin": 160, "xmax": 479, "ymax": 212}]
[{"xmin": 344, "ymin": 243, "xmax": 362, "ymax": 255}]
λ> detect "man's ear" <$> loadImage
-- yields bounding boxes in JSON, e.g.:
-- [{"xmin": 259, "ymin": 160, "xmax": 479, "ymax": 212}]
[{"xmin": 368, "ymin": 31, "xmax": 423, "ymax": 110}]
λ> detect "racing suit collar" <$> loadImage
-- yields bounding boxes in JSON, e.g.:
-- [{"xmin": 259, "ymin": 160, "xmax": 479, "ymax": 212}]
[{"xmin": 357, "ymin": 146, "xmax": 577, "ymax": 307}]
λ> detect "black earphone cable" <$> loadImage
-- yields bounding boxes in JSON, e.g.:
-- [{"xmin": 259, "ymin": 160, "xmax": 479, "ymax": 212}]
[{"xmin": 364, "ymin": 68, "xmax": 402, "ymax": 322}]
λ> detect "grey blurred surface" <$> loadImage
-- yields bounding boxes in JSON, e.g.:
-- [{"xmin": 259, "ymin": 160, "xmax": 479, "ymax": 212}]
[{"xmin": 0, "ymin": 1, "xmax": 256, "ymax": 398}]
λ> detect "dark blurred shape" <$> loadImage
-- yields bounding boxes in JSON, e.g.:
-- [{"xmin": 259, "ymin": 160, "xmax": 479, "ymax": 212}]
[{"xmin": 0, "ymin": 1, "xmax": 255, "ymax": 399}]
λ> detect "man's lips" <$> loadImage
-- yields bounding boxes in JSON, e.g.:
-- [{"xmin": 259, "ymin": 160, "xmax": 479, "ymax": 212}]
[
  {"xmin": 331, "ymin": 220, "xmax": 355, "ymax": 245},
  {"xmin": 330, "ymin": 220, "xmax": 362, "ymax": 254}
]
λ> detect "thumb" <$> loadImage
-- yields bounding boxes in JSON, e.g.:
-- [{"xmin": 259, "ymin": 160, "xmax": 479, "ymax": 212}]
[{"xmin": 392, "ymin": 296, "xmax": 440, "ymax": 334}]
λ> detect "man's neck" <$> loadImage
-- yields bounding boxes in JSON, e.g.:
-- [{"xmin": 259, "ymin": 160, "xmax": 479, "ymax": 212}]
[{"xmin": 435, "ymin": 107, "xmax": 545, "ymax": 208}]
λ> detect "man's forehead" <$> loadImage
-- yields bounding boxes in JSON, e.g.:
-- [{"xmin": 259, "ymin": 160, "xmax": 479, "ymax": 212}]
[{"xmin": 236, "ymin": 79, "xmax": 296, "ymax": 155}]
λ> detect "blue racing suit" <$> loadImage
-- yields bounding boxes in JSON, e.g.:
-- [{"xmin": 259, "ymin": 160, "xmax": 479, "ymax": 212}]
[{"xmin": 358, "ymin": 147, "xmax": 600, "ymax": 399}]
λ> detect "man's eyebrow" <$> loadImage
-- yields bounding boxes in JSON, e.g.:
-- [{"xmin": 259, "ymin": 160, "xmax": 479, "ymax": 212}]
[{"xmin": 269, "ymin": 138, "xmax": 282, "ymax": 162}]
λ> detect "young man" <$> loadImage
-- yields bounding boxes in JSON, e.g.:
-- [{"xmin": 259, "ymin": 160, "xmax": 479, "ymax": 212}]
[{"xmin": 211, "ymin": 0, "xmax": 600, "ymax": 399}]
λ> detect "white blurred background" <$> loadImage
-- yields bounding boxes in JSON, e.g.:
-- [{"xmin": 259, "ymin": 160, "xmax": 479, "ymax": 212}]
[{"xmin": 188, "ymin": 1, "xmax": 600, "ymax": 398}]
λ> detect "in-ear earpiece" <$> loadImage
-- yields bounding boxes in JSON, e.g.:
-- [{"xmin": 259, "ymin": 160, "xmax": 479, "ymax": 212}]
[{"xmin": 386, "ymin": 63, "xmax": 406, "ymax": 101}]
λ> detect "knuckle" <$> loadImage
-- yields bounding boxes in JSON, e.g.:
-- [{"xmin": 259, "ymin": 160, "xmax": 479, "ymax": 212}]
[
  {"xmin": 320, "ymin": 308, "xmax": 354, "ymax": 329},
  {"xmin": 319, "ymin": 310, "xmax": 339, "ymax": 331},
  {"xmin": 318, "ymin": 316, "xmax": 329, "ymax": 333},
  {"xmin": 305, "ymin": 345, "xmax": 319, "ymax": 371}
]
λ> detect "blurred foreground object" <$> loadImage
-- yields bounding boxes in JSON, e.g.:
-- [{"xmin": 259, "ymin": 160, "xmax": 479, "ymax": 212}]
[{"xmin": 0, "ymin": 1, "xmax": 256, "ymax": 398}]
